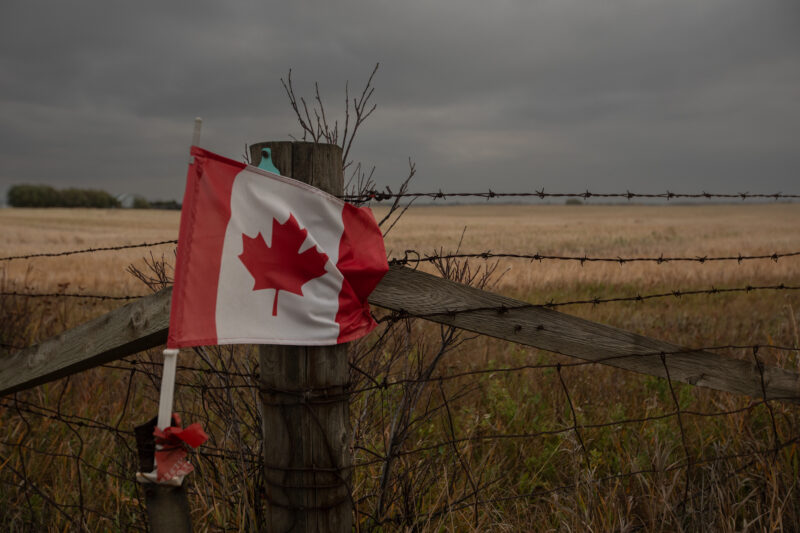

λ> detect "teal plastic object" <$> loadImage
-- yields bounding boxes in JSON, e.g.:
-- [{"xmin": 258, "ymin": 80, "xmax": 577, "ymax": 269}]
[{"xmin": 257, "ymin": 148, "xmax": 281, "ymax": 175}]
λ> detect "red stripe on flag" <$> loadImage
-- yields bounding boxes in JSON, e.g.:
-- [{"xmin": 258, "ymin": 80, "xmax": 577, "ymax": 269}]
[
  {"xmin": 167, "ymin": 147, "xmax": 245, "ymax": 348},
  {"xmin": 335, "ymin": 203, "xmax": 389, "ymax": 343}
]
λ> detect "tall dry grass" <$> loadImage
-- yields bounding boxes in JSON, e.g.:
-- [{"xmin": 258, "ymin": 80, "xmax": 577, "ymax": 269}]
[{"xmin": 1, "ymin": 203, "xmax": 799, "ymax": 531}]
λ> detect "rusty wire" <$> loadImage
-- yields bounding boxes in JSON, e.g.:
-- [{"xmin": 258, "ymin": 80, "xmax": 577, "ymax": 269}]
[
  {"xmin": 389, "ymin": 249, "xmax": 800, "ymax": 266},
  {"xmin": 3, "ymin": 281, "xmax": 798, "ymax": 308},
  {"xmin": 343, "ymin": 189, "xmax": 800, "ymax": 203},
  {"xmin": 0, "ymin": 239, "xmax": 177, "ymax": 262},
  {"xmin": 4, "ymin": 239, "xmax": 799, "ymax": 267}
]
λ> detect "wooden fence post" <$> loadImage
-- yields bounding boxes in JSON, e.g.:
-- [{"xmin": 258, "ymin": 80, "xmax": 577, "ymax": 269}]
[
  {"xmin": 249, "ymin": 141, "xmax": 352, "ymax": 532},
  {"xmin": 134, "ymin": 416, "xmax": 193, "ymax": 532}
]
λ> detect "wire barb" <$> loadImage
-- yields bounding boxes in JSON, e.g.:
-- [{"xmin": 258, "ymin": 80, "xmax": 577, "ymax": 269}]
[
  {"xmin": 342, "ymin": 190, "xmax": 800, "ymax": 203},
  {"xmin": 388, "ymin": 250, "xmax": 800, "ymax": 266},
  {"xmin": 0, "ymin": 240, "xmax": 178, "ymax": 262}
]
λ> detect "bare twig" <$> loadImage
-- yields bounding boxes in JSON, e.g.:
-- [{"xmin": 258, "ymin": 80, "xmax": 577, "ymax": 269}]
[{"xmin": 281, "ymin": 63, "xmax": 380, "ymax": 171}]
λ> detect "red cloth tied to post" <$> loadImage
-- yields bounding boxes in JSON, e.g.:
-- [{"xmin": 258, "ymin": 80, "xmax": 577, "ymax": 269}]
[{"xmin": 153, "ymin": 414, "xmax": 209, "ymax": 482}]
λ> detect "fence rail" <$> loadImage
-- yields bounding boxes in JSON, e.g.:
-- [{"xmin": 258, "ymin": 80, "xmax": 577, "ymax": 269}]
[{"xmin": 3, "ymin": 265, "xmax": 799, "ymax": 402}]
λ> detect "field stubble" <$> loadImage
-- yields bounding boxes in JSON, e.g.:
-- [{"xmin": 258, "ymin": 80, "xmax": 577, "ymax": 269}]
[{"xmin": 1, "ymin": 203, "xmax": 800, "ymax": 531}]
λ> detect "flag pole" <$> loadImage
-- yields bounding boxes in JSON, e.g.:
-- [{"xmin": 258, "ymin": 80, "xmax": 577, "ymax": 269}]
[
  {"xmin": 153, "ymin": 117, "xmax": 201, "ymax": 432},
  {"xmin": 156, "ymin": 348, "xmax": 180, "ymax": 430},
  {"xmin": 156, "ymin": 117, "xmax": 201, "ymax": 432},
  {"xmin": 191, "ymin": 117, "xmax": 202, "ymax": 148},
  {"xmin": 132, "ymin": 119, "xmax": 202, "ymax": 533}
]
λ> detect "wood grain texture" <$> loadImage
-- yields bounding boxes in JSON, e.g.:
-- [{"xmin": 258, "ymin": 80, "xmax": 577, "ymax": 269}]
[
  {"xmin": 4, "ymin": 265, "xmax": 799, "ymax": 406},
  {"xmin": 0, "ymin": 287, "xmax": 171, "ymax": 396},
  {"xmin": 141, "ymin": 485, "xmax": 193, "ymax": 533},
  {"xmin": 369, "ymin": 265, "xmax": 800, "ymax": 403},
  {"xmin": 253, "ymin": 141, "xmax": 352, "ymax": 533}
]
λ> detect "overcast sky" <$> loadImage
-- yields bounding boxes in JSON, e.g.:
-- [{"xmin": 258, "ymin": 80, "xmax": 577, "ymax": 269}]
[{"xmin": 1, "ymin": 0, "xmax": 798, "ymax": 203}]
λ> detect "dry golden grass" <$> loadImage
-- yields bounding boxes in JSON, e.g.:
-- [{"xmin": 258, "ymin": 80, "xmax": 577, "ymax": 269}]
[
  {"xmin": 3, "ymin": 203, "xmax": 799, "ymax": 295},
  {"xmin": 376, "ymin": 203, "xmax": 800, "ymax": 291},
  {"xmin": 0, "ymin": 208, "xmax": 179, "ymax": 295},
  {"xmin": 2, "ymin": 204, "xmax": 800, "ymax": 532}
]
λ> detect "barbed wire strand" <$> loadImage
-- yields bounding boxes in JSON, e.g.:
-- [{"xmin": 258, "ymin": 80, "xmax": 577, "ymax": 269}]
[
  {"xmin": 3, "ymin": 282, "xmax": 798, "ymax": 307},
  {"xmin": 3, "ymin": 239, "xmax": 798, "ymax": 267},
  {"xmin": 389, "ymin": 250, "xmax": 800, "ymax": 266},
  {"xmin": 343, "ymin": 189, "xmax": 800, "ymax": 203},
  {"xmin": 0, "ymin": 239, "xmax": 177, "ymax": 262},
  {"xmin": 375, "ymin": 283, "xmax": 800, "ymax": 326},
  {"xmin": 0, "ymin": 291, "xmax": 145, "ymax": 301}
]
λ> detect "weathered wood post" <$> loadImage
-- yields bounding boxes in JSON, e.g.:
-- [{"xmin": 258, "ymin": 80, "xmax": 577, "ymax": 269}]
[
  {"xmin": 134, "ymin": 416, "xmax": 193, "ymax": 532},
  {"xmin": 249, "ymin": 141, "xmax": 352, "ymax": 532}
]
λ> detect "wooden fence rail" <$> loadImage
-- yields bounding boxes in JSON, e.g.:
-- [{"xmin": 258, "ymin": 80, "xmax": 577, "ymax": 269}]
[
  {"xmin": 0, "ymin": 287, "xmax": 171, "ymax": 396},
  {"xmin": 2, "ymin": 265, "xmax": 798, "ymax": 402}
]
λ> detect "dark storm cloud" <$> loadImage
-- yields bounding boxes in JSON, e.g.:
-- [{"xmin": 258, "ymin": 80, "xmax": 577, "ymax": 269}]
[{"xmin": 0, "ymin": 0, "xmax": 798, "ymax": 202}]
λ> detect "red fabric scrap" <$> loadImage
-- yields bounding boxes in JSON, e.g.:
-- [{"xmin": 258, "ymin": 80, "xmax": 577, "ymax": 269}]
[{"xmin": 153, "ymin": 415, "xmax": 209, "ymax": 482}]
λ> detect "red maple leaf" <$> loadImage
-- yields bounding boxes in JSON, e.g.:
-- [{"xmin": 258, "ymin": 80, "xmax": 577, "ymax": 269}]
[{"xmin": 238, "ymin": 214, "xmax": 329, "ymax": 316}]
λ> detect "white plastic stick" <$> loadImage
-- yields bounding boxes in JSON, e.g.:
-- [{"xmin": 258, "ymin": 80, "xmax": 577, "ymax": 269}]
[
  {"xmin": 157, "ymin": 348, "xmax": 180, "ymax": 429},
  {"xmin": 191, "ymin": 117, "xmax": 202, "ymax": 147}
]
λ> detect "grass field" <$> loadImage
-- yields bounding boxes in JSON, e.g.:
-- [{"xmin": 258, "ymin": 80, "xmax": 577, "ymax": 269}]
[
  {"xmin": 3, "ymin": 203, "xmax": 799, "ymax": 293},
  {"xmin": 1, "ymin": 203, "xmax": 800, "ymax": 531}
]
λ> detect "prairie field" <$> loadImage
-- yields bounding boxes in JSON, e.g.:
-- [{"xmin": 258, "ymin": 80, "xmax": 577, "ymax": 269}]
[
  {"xmin": 3, "ymin": 203, "xmax": 799, "ymax": 295},
  {"xmin": 1, "ymin": 203, "xmax": 800, "ymax": 531}
]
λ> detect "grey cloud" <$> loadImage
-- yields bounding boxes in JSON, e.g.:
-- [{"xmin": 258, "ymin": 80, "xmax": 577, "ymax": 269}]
[{"xmin": 0, "ymin": 0, "xmax": 798, "ymax": 202}]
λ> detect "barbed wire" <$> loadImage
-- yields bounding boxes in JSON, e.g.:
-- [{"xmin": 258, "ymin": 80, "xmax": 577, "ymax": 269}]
[
  {"xmin": 4, "ymin": 242, "xmax": 799, "ymax": 268},
  {"xmin": 389, "ymin": 249, "xmax": 800, "ymax": 266},
  {"xmin": 0, "ymin": 291, "xmax": 143, "ymax": 301},
  {"xmin": 0, "ymin": 239, "xmax": 177, "ymax": 262},
  {"xmin": 376, "ymin": 282, "xmax": 800, "ymax": 325},
  {"xmin": 544, "ymin": 283, "xmax": 800, "ymax": 308},
  {"xmin": 343, "ymin": 189, "xmax": 800, "ymax": 203},
  {"xmin": 5, "ymin": 242, "xmax": 800, "ymax": 270},
  {"xmin": 3, "ymin": 282, "xmax": 798, "ymax": 308}
]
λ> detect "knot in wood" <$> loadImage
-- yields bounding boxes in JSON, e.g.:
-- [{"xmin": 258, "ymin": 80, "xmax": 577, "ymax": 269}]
[
  {"xmin": 28, "ymin": 342, "xmax": 55, "ymax": 369},
  {"xmin": 686, "ymin": 373, "xmax": 704, "ymax": 386},
  {"xmin": 129, "ymin": 308, "xmax": 146, "ymax": 332}
]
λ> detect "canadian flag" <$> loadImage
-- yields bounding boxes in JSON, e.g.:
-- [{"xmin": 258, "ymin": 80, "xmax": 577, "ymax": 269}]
[{"xmin": 167, "ymin": 146, "xmax": 388, "ymax": 348}]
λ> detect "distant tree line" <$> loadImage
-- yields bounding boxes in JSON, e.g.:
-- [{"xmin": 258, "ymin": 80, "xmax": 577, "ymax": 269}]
[
  {"xmin": 7, "ymin": 185, "xmax": 120, "ymax": 208},
  {"xmin": 6, "ymin": 185, "xmax": 181, "ymax": 209},
  {"xmin": 131, "ymin": 198, "xmax": 182, "ymax": 210}
]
